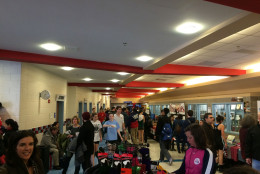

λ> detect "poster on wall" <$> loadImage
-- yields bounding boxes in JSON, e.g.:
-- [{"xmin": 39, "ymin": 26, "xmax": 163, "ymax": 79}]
[{"xmin": 169, "ymin": 103, "xmax": 185, "ymax": 115}]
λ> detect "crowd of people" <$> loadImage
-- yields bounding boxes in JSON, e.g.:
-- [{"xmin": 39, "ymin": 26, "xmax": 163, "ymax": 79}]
[{"xmin": 0, "ymin": 103, "xmax": 259, "ymax": 174}]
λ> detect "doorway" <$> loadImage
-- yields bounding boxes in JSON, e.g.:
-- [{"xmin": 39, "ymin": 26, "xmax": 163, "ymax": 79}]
[
  {"xmin": 78, "ymin": 102, "xmax": 83, "ymax": 125},
  {"xmin": 56, "ymin": 101, "xmax": 64, "ymax": 133}
]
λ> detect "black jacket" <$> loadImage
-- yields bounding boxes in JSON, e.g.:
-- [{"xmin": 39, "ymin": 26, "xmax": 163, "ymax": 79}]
[
  {"xmin": 245, "ymin": 123, "xmax": 260, "ymax": 160},
  {"xmin": 155, "ymin": 115, "xmax": 170, "ymax": 139},
  {"xmin": 201, "ymin": 121, "xmax": 216, "ymax": 156},
  {"xmin": 77, "ymin": 120, "xmax": 94, "ymax": 153},
  {"xmin": 0, "ymin": 158, "xmax": 45, "ymax": 174}
]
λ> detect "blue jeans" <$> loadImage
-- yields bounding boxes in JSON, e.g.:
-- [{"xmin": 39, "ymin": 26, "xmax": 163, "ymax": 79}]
[
  {"xmin": 252, "ymin": 159, "xmax": 260, "ymax": 171},
  {"xmin": 159, "ymin": 139, "xmax": 172, "ymax": 161}
]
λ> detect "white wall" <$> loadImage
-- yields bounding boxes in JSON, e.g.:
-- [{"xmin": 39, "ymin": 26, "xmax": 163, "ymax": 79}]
[
  {"xmin": 19, "ymin": 63, "xmax": 67, "ymax": 130},
  {"xmin": 0, "ymin": 60, "xmax": 21, "ymax": 122}
]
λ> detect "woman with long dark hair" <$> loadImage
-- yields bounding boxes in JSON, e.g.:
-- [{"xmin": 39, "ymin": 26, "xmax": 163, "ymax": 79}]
[{"xmin": 0, "ymin": 130, "xmax": 44, "ymax": 174}]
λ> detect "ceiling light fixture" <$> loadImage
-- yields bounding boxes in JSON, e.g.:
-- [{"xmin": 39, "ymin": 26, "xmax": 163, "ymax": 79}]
[
  {"xmin": 175, "ymin": 22, "xmax": 203, "ymax": 34},
  {"xmin": 83, "ymin": 78, "xmax": 93, "ymax": 81},
  {"xmin": 110, "ymin": 79, "xmax": 120, "ymax": 83},
  {"xmin": 40, "ymin": 43, "xmax": 63, "ymax": 51},
  {"xmin": 106, "ymin": 88, "xmax": 111, "ymax": 90},
  {"xmin": 182, "ymin": 76, "xmax": 229, "ymax": 86},
  {"xmin": 136, "ymin": 56, "xmax": 153, "ymax": 62},
  {"xmin": 159, "ymin": 88, "xmax": 168, "ymax": 91},
  {"xmin": 147, "ymin": 92, "xmax": 154, "ymax": 95},
  {"xmin": 61, "ymin": 67, "xmax": 74, "ymax": 71},
  {"xmin": 244, "ymin": 63, "xmax": 260, "ymax": 73},
  {"xmin": 117, "ymin": 72, "xmax": 129, "ymax": 75}
]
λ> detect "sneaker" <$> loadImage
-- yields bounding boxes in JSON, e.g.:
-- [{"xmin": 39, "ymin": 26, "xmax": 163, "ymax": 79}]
[
  {"xmin": 53, "ymin": 166, "xmax": 62, "ymax": 170},
  {"xmin": 169, "ymin": 158, "xmax": 173, "ymax": 166}
]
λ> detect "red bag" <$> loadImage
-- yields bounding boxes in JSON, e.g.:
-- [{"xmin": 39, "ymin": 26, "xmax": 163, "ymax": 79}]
[{"xmin": 121, "ymin": 168, "xmax": 132, "ymax": 174}]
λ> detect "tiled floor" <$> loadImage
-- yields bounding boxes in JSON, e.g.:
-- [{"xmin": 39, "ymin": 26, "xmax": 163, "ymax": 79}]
[{"xmin": 48, "ymin": 138, "xmax": 223, "ymax": 174}]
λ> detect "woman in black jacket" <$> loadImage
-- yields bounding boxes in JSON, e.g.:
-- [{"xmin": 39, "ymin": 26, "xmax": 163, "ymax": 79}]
[
  {"xmin": 76, "ymin": 112, "xmax": 94, "ymax": 174},
  {"xmin": 0, "ymin": 130, "xmax": 44, "ymax": 174}
]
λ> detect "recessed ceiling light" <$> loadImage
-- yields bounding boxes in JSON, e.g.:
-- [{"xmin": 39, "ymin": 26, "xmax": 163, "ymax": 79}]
[
  {"xmin": 106, "ymin": 88, "xmax": 111, "ymax": 90},
  {"xmin": 61, "ymin": 67, "xmax": 74, "ymax": 71},
  {"xmin": 83, "ymin": 78, "xmax": 93, "ymax": 81},
  {"xmin": 147, "ymin": 93, "xmax": 154, "ymax": 95},
  {"xmin": 175, "ymin": 22, "xmax": 203, "ymax": 34},
  {"xmin": 117, "ymin": 72, "xmax": 130, "ymax": 75},
  {"xmin": 110, "ymin": 79, "xmax": 120, "ymax": 83},
  {"xmin": 40, "ymin": 43, "xmax": 63, "ymax": 51},
  {"xmin": 136, "ymin": 56, "xmax": 153, "ymax": 62},
  {"xmin": 106, "ymin": 92, "xmax": 109, "ymax": 94}
]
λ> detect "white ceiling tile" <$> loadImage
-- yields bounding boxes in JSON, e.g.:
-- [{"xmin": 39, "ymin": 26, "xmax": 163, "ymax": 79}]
[
  {"xmin": 201, "ymin": 50, "xmax": 229, "ymax": 57},
  {"xmin": 218, "ymin": 33, "xmax": 247, "ymax": 44},
  {"xmin": 216, "ymin": 44, "xmax": 250, "ymax": 52},
  {"xmin": 234, "ymin": 36, "xmax": 260, "ymax": 46},
  {"xmin": 202, "ymin": 42, "xmax": 225, "ymax": 50}
]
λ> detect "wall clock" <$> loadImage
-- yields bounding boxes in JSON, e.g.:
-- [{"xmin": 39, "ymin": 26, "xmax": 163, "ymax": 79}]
[{"xmin": 40, "ymin": 90, "xmax": 50, "ymax": 100}]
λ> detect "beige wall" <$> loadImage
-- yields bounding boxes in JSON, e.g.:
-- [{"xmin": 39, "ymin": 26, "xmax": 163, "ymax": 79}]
[
  {"xmin": 111, "ymin": 97, "xmax": 140, "ymax": 104},
  {"xmin": 19, "ymin": 63, "xmax": 67, "ymax": 130},
  {"xmin": 66, "ymin": 86, "xmax": 110, "ymax": 119},
  {"xmin": 0, "ymin": 60, "xmax": 21, "ymax": 122}
]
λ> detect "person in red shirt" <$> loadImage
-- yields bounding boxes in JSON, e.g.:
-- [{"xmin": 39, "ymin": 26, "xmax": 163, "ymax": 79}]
[{"xmin": 98, "ymin": 108, "xmax": 106, "ymax": 123}]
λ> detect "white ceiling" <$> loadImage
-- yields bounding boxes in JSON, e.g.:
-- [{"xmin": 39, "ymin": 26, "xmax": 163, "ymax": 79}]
[{"xmin": 0, "ymin": 0, "xmax": 260, "ymax": 95}]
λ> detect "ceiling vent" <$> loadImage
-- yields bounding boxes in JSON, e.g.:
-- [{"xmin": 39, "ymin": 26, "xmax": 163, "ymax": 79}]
[
  {"xmin": 235, "ymin": 49, "xmax": 258, "ymax": 54},
  {"xmin": 155, "ymin": 78, "xmax": 167, "ymax": 81}
]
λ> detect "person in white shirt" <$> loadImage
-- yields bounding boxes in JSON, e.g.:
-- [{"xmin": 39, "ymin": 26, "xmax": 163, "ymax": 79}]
[
  {"xmin": 91, "ymin": 113, "xmax": 102, "ymax": 166},
  {"xmin": 114, "ymin": 106, "xmax": 126, "ymax": 143}
]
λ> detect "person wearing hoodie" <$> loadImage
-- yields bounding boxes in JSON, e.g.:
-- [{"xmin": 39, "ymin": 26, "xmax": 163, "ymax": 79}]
[{"xmin": 155, "ymin": 108, "xmax": 173, "ymax": 165}]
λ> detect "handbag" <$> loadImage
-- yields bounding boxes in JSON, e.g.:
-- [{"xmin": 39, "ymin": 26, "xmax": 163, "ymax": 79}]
[{"xmin": 68, "ymin": 137, "xmax": 77, "ymax": 153}]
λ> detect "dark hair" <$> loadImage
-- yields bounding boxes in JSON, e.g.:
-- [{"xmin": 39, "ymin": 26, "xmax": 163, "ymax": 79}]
[
  {"xmin": 82, "ymin": 112, "xmax": 90, "ymax": 121},
  {"xmin": 111, "ymin": 107, "xmax": 116, "ymax": 110},
  {"xmin": 0, "ymin": 102, "xmax": 2, "ymax": 109},
  {"xmin": 92, "ymin": 113, "xmax": 98, "ymax": 117},
  {"xmin": 122, "ymin": 108, "xmax": 126, "ymax": 112},
  {"xmin": 177, "ymin": 114, "xmax": 183, "ymax": 120},
  {"xmin": 187, "ymin": 110, "xmax": 193, "ymax": 117},
  {"xmin": 185, "ymin": 124, "xmax": 207, "ymax": 149},
  {"xmin": 5, "ymin": 119, "xmax": 19, "ymax": 131},
  {"xmin": 50, "ymin": 126, "xmax": 58, "ymax": 131},
  {"xmin": 52, "ymin": 121, "xmax": 59, "ymax": 127},
  {"xmin": 223, "ymin": 165, "xmax": 259, "ymax": 174},
  {"xmin": 116, "ymin": 106, "xmax": 122, "ymax": 110},
  {"xmin": 240, "ymin": 116, "xmax": 257, "ymax": 128},
  {"xmin": 163, "ymin": 108, "xmax": 169, "ymax": 116},
  {"xmin": 204, "ymin": 113, "xmax": 212, "ymax": 120},
  {"xmin": 6, "ymin": 130, "xmax": 41, "ymax": 166},
  {"xmin": 216, "ymin": 115, "xmax": 224, "ymax": 123}
]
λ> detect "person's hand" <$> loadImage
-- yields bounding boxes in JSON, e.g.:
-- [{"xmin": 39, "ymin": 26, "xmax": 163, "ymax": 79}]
[
  {"xmin": 154, "ymin": 136, "xmax": 156, "ymax": 139},
  {"xmin": 246, "ymin": 158, "xmax": 252, "ymax": 165},
  {"xmin": 121, "ymin": 137, "xmax": 123, "ymax": 141}
]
